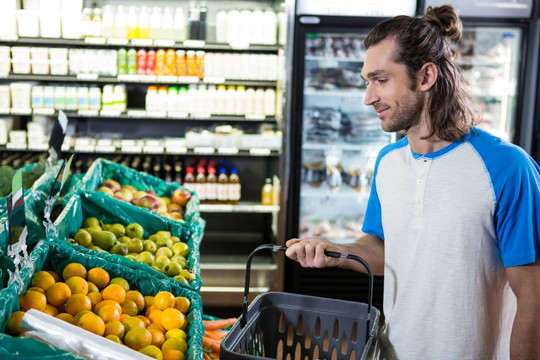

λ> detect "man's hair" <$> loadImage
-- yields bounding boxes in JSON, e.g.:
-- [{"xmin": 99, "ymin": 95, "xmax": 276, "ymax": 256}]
[{"xmin": 364, "ymin": 5, "xmax": 479, "ymax": 141}]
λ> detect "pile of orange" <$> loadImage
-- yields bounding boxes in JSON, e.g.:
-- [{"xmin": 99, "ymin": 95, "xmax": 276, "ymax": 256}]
[{"xmin": 6, "ymin": 262, "xmax": 192, "ymax": 360}]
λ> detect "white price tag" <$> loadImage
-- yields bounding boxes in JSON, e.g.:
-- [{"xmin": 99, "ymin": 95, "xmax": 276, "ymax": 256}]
[
  {"xmin": 203, "ymin": 77, "xmax": 226, "ymax": 84},
  {"xmin": 0, "ymin": 35, "xmax": 18, "ymax": 41},
  {"xmin": 131, "ymin": 38, "xmax": 153, "ymax": 46},
  {"xmin": 245, "ymin": 114, "xmax": 266, "ymax": 121},
  {"xmin": 229, "ymin": 41, "xmax": 250, "ymax": 50},
  {"xmin": 249, "ymin": 148, "xmax": 271, "ymax": 156},
  {"xmin": 183, "ymin": 40, "xmax": 205, "ymax": 48},
  {"xmin": 78, "ymin": 109, "xmax": 99, "ymax": 117},
  {"xmin": 0, "ymin": 107, "xmax": 10, "ymax": 114},
  {"xmin": 107, "ymin": 38, "xmax": 129, "ymax": 45},
  {"xmin": 121, "ymin": 139, "xmax": 136, "ymax": 146},
  {"xmin": 178, "ymin": 76, "xmax": 200, "ymax": 83},
  {"xmin": 11, "ymin": 108, "xmax": 32, "ymax": 115},
  {"xmin": 193, "ymin": 147, "xmax": 215, "ymax": 154},
  {"xmin": 61, "ymin": 143, "xmax": 71, "ymax": 152},
  {"xmin": 84, "ymin": 37, "xmax": 106, "ymax": 45},
  {"xmin": 145, "ymin": 140, "xmax": 161, "ymax": 147},
  {"xmin": 218, "ymin": 147, "xmax": 239, "ymax": 155},
  {"xmin": 77, "ymin": 73, "xmax": 99, "ymax": 81},
  {"xmin": 100, "ymin": 109, "xmax": 122, "ymax": 117},
  {"xmin": 127, "ymin": 110, "xmax": 147, "ymax": 118},
  {"xmin": 146, "ymin": 111, "xmax": 167, "ymax": 118},
  {"xmin": 95, "ymin": 145, "xmax": 116, "ymax": 153},
  {"xmin": 28, "ymin": 143, "xmax": 48, "ymax": 151},
  {"xmin": 121, "ymin": 145, "xmax": 142, "ymax": 153},
  {"xmin": 97, "ymin": 139, "xmax": 112, "ymax": 146},
  {"xmin": 33, "ymin": 108, "xmax": 55, "ymax": 116},
  {"xmin": 139, "ymin": 75, "xmax": 156, "ymax": 83},
  {"xmin": 143, "ymin": 146, "xmax": 164, "ymax": 154},
  {"xmin": 166, "ymin": 146, "xmax": 187, "ymax": 154},
  {"xmin": 0, "ymin": 72, "xmax": 8, "ymax": 79},
  {"xmin": 318, "ymin": 60, "xmax": 339, "ymax": 69},
  {"xmin": 117, "ymin": 74, "xmax": 140, "ymax": 82},
  {"xmin": 74, "ymin": 144, "xmax": 96, "ymax": 152},
  {"xmin": 157, "ymin": 75, "xmax": 178, "ymax": 83},
  {"xmin": 190, "ymin": 113, "xmax": 211, "ymax": 119},
  {"xmin": 154, "ymin": 39, "xmax": 176, "ymax": 47},
  {"xmin": 6, "ymin": 143, "xmax": 27, "ymax": 150},
  {"xmin": 168, "ymin": 111, "xmax": 189, "ymax": 119}
]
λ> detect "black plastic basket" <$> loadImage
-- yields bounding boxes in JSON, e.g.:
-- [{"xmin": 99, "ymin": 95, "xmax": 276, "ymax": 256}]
[{"xmin": 221, "ymin": 244, "xmax": 381, "ymax": 360}]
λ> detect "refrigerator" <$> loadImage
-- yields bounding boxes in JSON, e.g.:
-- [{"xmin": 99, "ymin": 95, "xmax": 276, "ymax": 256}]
[
  {"xmin": 281, "ymin": 0, "xmax": 417, "ymax": 306},
  {"xmin": 424, "ymin": 0, "xmax": 536, "ymax": 148}
]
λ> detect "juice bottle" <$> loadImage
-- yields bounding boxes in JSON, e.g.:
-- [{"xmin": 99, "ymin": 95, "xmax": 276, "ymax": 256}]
[
  {"xmin": 126, "ymin": 6, "xmax": 139, "ymax": 40},
  {"xmin": 206, "ymin": 166, "xmax": 217, "ymax": 204},
  {"xmin": 261, "ymin": 177, "xmax": 273, "ymax": 205},
  {"xmin": 185, "ymin": 50, "xmax": 196, "ymax": 77},
  {"xmin": 183, "ymin": 166, "xmax": 196, "ymax": 192},
  {"xmin": 195, "ymin": 50, "xmax": 205, "ymax": 78},
  {"xmin": 198, "ymin": 1, "xmax": 208, "ymax": 40},
  {"xmin": 127, "ymin": 48, "xmax": 137, "ymax": 75},
  {"xmin": 175, "ymin": 50, "xmax": 186, "ymax": 76},
  {"xmin": 137, "ymin": 49, "xmax": 147, "ymax": 75},
  {"xmin": 117, "ymin": 48, "xmax": 127, "ymax": 75},
  {"xmin": 173, "ymin": 7, "xmax": 186, "ymax": 42},
  {"xmin": 155, "ymin": 49, "xmax": 166, "ymax": 75},
  {"xmin": 165, "ymin": 49, "xmax": 176, "ymax": 75},
  {"xmin": 146, "ymin": 50, "xmax": 156, "ymax": 75},
  {"xmin": 228, "ymin": 166, "xmax": 241, "ymax": 204},
  {"xmin": 195, "ymin": 167, "xmax": 207, "ymax": 203},
  {"xmin": 216, "ymin": 167, "xmax": 229, "ymax": 203},
  {"xmin": 138, "ymin": 6, "xmax": 150, "ymax": 39}
]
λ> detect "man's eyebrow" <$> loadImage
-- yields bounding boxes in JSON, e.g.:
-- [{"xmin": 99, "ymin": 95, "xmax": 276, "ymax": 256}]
[{"xmin": 361, "ymin": 70, "xmax": 386, "ymax": 80}]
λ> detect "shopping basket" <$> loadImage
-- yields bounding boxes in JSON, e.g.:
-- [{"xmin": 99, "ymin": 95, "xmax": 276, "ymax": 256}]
[{"xmin": 220, "ymin": 244, "xmax": 381, "ymax": 360}]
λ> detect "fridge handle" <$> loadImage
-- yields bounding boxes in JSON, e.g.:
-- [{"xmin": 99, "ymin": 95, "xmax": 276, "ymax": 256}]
[{"xmin": 299, "ymin": 16, "xmax": 320, "ymax": 24}]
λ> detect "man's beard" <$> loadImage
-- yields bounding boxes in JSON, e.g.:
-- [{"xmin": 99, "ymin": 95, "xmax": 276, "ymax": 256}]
[{"xmin": 380, "ymin": 92, "xmax": 424, "ymax": 133}]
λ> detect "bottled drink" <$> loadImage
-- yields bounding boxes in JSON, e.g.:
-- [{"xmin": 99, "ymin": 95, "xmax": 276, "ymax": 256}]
[
  {"xmin": 138, "ymin": 6, "xmax": 150, "ymax": 39},
  {"xmin": 188, "ymin": 1, "xmax": 200, "ymax": 40},
  {"xmin": 101, "ymin": 5, "xmax": 115, "ymax": 38},
  {"xmin": 157, "ymin": 86, "xmax": 168, "ymax": 110},
  {"xmin": 149, "ymin": 7, "xmax": 162, "ymax": 40},
  {"xmin": 183, "ymin": 166, "xmax": 196, "ymax": 192},
  {"xmin": 195, "ymin": 50, "xmax": 205, "ymax": 78},
  {"xmin": 175, "ymin": 50, "xmax": 186, "ymax": 76},
  {"xmin": 173, "ymin": 7, "xmax": 186, "ymax": 42},
  {"xmin": 216, "ymin": 85, "xmax": 227, "ymax": 114},
  {"xmin": 185, "ymin": 50, "xmax": 197, "ymax": 76},
  {"xmin": 114, "ymin": 5, "xmax": 127, "ymax": 39},
  {"xmin": 244, "ymin": 87, "xmax": 255, "ymax": 114},
  {"xmin": 206, "ymin": 166, "xmax": 217, "ymax": 203},
  {"xmin": 254, "ymin": 87, "xmax": 265, "ymax": 114},
  {"xmin": 167, "ymin": 86, "xmax": 179, "ymax": 112},
  {"xmin": 174, "ymin": 162, "xmax": 182, "ymax": 184},
  {"xmin": 155, "ymin": 49, "xmax": 166, "ymax": 75},
  {"xmin": 137, "ymin": 49, "xmax": 147, "ymax": 75},
  {"xmin": 216, "ymin": 167, "xmax": 229, "ymax": 203},
  {"xmin": 146, "ymin": 50, "xmax": 156, "ymax": 75},
  {"xmin": 163, "ymin": 163, "xmax": 172, "ymax": 182},
  {"xmin": 235, "ymin": 85, "xmax": 246, "ymax": 115},
  {"xmin": 264, "ymin": 88, "xmax": 276, "ymax": 116},
  {"xmin": 261, "ymin": 177, "xmax": 273, "ymax": 205},
  {"xmin": 126, "ymin": 6, "xmax": 139, "ymax": 39},
  {"xmin": 145, "ymin": 86, "xmax": 158, "ymax": 111},
  {"xmin": 165, "ymin": 49, "xmax": 176, "ymax": 75},
  {"xmin": 228, "ymin": 166, "xmax": 241, "ymax": 204},
  {"xmin": 215, "ymin": 10, "xmax": 228, "ymax": 43},
  {"xmin": 198, "ymin": 1, "xmax": 208, "ymax": 40},
  {"xmin": 127, "ymin": 49, "xmax": 137, "ymax": 75},
  {"xmin": 262, "ymin": 9, "xmax": 277, "ymax": 45},
  {"xmin": 161, "ymin": 7, "xmax": 174, "ymax": 40},
  {"xmin": 195, "ymin": 166, "xmax": 207, "ymax": 202},
  {"xmin": 117, "ymin": 48, "xmax": 127, "ymax": 74}
]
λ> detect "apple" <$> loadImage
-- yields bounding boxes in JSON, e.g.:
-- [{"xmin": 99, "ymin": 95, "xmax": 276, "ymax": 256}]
[
  {"xmin": 100, "ymin": 179, "xmax": 121, "ymax": 193},
  {"xmin": 97, "ymin": 186, "xmax": 114, "ymax": 196},
  {"xmin": 135, "ymin": 195, "xmax": 159, "ymax": 212},
  {"xmin": 121, "ymin": 185, "xmax": 137, "ymax": 194},
  {"xmin": 115, "ymin": 189, "xmax": 134, "ymax": 202},
  {"xmin": 171, "ymin": 188, "xmax": 191, "ymax": 207}
]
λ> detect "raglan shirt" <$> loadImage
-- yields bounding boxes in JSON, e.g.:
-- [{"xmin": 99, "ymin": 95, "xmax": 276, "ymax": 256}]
[{"xmin": 362, "ymin": 127, "xmax": 540, "ymax": 360}]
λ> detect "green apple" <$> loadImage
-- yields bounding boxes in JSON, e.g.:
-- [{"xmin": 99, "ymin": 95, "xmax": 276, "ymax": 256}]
[
  {"xmin": 136, "ymin": 251, "xmax": 155, "ymax": 266},
  {"xmin": 172, "ymin": 242, "xmax": 190, "ymax": 257},
  {"xmin": 163, "ymin": 262, "xmax": 182, "ymax": 277},
  {"xmin": 156, "ymin": 247, "xmax": 173, "ymax": 258},
  {"xmin": 143, "ymin": 240, "xmax": 157, "ymax": 254},
  {"xmin": 126, "ymin": 223, "xmax": 144, "ymax": 239},
  {"xmin": 127, "ymin": 238, "xmax": 144, "ymax": 253}
]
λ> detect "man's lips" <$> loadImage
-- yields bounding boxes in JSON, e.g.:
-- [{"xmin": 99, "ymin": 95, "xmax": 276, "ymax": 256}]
[{"xmin": 376, "ymin": 108, "xmax": 389, "ymax": 118}]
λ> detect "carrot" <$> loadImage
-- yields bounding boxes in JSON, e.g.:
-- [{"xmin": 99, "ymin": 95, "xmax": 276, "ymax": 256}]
[
  {"xmin": 204, "ymin": 331, "xmax": 222, "ymax": 340},
  {"xmin": 203, "ymin": 353, "xmax": 212, "ymax": 360},
  {"xmin": 203, "ymin": 318, "xmax": 237, "ymax": 330},
  {"xmin": 206, "ymin": 330, "xmax": 228, "ymax": 339},
  {"xmin": 203, "ymin": 336, "xmax": 221, "ymax": 354}
]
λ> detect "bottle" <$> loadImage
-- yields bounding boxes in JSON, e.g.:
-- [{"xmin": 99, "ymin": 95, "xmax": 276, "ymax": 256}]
[
  {"xmin": 174, "ymin": 162, "xmax": 182, "ymax": 184},
  {"xmin": 215, "ymin": 10, "xmax": 228, "ymax": 43},
  {"xmin": 91, "ymin": 8, "xmax": 103, "ymax": 37},
  {"xmin": 183, "ymin": 166, "xmax": 196, "ymax": 193},
  {"xmin": 215, "ymin": 85, "xmax": 227, "ymax": 114},
  {"xmin": 226, "ymin": 9, "xmax": 240, "ymax": 44},
  {"xmin": 31, "ymin": 86, "xmax": 44, "ymax": 108},
  {"xmin": 247, "ymin": 9, "xmax": 261, "ymax": 44},
  {"xmin": 165, "ymin": 49, "xmax": 176, "ymax": 75},
  {"xmin": 145, "ymin": 86, "xmax": 158, "ymax": 111},
  {"xmin": 138, "ymin": 6, "xmax": 150, "ymax": 39},
  {"xmin": 264, "ymin": 88, "xmax": 276, "ymax": 116},
  {"xmin": 137, "ymin": 49, "xmax": 147, "ymax": 75},
  {"xmin": 114, "ymin": 5, "xmax": 127, "ymax": 39},
  {"xmin": 126, "ymin": 6, "xmax": 139, "ymax": 39},
  {"xmin": 127, "ymin": 48, "xmax": 137, "ymax": 75},
  {"xmin": 228, "ymin": 166, "xmax": 241, "ymax": 204},
  {"xmin": 216, "ymin": 167, "xmax": 229, "ymax": 203},
  {"xmin": 244, "ymin": 87, "xmax": 255, "ymax": 114},
  {"xmin": 161, "ymin": 7, "xmax": 174, "ymax": 40},
  {"xmin": 198, "ymin": 1, "xmax": 208, "ymax": 40},
  {"xmin": 101, "ymin": 85, "xmax": 114, "ymax": 109},
  {"xmin": 195, "ymin": 166, "xmax": 207, "ymax": 202},
  {"xmin": 225, "ymin": 85, "xmax": 236, "ymax": 115},
  {"xmin": 146, "ymin": 50, "xmax": 156, "ymax": 75},
  {"xmin": 185, "ymin": 50, "xmax": 196, "ymax": 77},
  {"xmin": 65, "ymin": 87, "xmax": 77, "ymax": 110},
  {"xmin": 101, "ymin": 5, "xmax": 115, "ymax": 38},
  {"xmin": 77, "ymin": 87, "xmax": 89, "ymax": 110},
  {"xmin": 188, "ymin": 1, "xmax": 200, "ymax": 40},
  {"xmin": 175, "ymin": 50, "xmax": 186, "ymax": 76},
  {"xmin": 157, "ymin": 86, "xmax": 168, "ymax": 111},
  {"xmin": 254, "ymin": 87, "xmax": 265, "ymax": 114},
  {"xmin": 195, "ymin": 50, "xmax": 205, "ymax": 78},
  {"xmin": 262, "ymin": 9, "xmax": 277, "ymax": 45},
  {"xmin": 117, "ymin": 48, "xmax": 127, "ymax": 74},
  {"xmin": 149, "ymin": 7, "xmax": 162, "ymax": 40},
  {"xmin": 167, "ymin": 86, "xmax": 178, "ymax": 112},
  {"xmin": 89, "ymin": 87, "xmax": 102, "ymax": 110},
  {"xmin": 178, "ymin": 86, "xmax": 188, "ymax": 112},
  {"xmin": 173, "ymin": 7, "xmax": 186, "ymax": 42},
  {"xmin": 155, "ymin": 49, "xmax": 166, "ymax": 75},
  {"xmin": 206, "ymin": 166, "xmax": 217, "ymax": 203},
  {"xmin": 235, "ymin": 85, "xmax": 246, "ymax": 115},
  {"xmin": 163, "ymin": 163, "xmax": 172, "ymax": 182},
  {"xmin": 114, "ymin": 85, "xmax": 127, "ymax": 111},
  {"xmin": 261, "ymin": 177, "xmax": 273, "ymax": 205},
  {"xmin": 206, "ymin": 85, "xmax": 217, "ymax": 114},
  {"xmin": 54, "ymin": 86, "xmax": 66, "ymax": 110}
]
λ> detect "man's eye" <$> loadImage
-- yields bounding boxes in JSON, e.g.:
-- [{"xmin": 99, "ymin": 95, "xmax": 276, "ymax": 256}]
[{"xmin": 376, "ymin": 79, "xmax": 387, "ymax": 84}]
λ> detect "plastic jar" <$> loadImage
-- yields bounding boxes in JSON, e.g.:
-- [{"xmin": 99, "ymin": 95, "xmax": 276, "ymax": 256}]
[
  {"xmin": 145, "ymin": 86, "xmax": 158, "ymax": 111},
  {"xmin": 31, "ymin": 85, "xmax": 43, "ymax": 108},
  {"xmin": 65, "ymin": 87, "xmax": 77, "ymax": 110},
  {"xmin": 43, "ymin": 86, "xmax": 55, "ymax": 109},
  {"xmin": 89, "ymin": 87, "xmax": 102, "ymax": 110},
  {"xmin": 77, "ymin": 87, "xmax": 89, "ymax": 110},
  {"xmin": 54, "ymin": 86, "xmax": 66, "ymax": 109},
  {"xmin": 101, "ymin": 85, "xmax": 114, "ymax": 110}
]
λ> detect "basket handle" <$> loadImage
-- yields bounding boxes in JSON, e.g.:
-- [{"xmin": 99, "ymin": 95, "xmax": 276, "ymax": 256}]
[{"xmin": 241, "ymin": 244, "xmax": 375, "ymax": 334}]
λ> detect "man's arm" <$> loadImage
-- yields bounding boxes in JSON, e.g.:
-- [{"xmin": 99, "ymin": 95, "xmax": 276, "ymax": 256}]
[
  {"xmin": 506, "ymin": 258, "xmax": 540, "ymax": 359},
  {"xmin": 285, "ymin": 233, "xmax": 385, "ymax": 276}
]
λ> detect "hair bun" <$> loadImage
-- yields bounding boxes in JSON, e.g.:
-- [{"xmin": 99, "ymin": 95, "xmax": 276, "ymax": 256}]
[{"xmin": 423, "ymin": 5, "xmax": 462, "ymax": 42}]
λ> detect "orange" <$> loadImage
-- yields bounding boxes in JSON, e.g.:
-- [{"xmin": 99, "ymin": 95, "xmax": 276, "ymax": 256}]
[
  {"xmin": 6, "ymin": 311, "xmax": 25, "ymax": 336},
  {"xmin": 46, "ymin": 282, "xmax": 72, "ymax": 307},
  {"xmin": 65, "ymin": 294, "xmax": 92, "ymax": 316},
  {"xmin": 87, "ymin": 282, "xmax": 99, "ymax": 293},
  {"xmin": 119, "ymin": 313, "xmax": 131, "ymax": 323},
  {"xmin": 147, "ymin": 322, "xmax": 166, "ymax": 333},
  {"xmin": 120, "ymin": 299, "xmax": 139, "ymax": 316},
  {"xmin": 161, "ymin": 308, "xmax": 185, "ymax": 331},
  {"xmin": 124, "ymin": 327, "xmax": 152, "ymax": 351},
  {"xmin": 126, "ymin": 290, "xmax": 145, "ymax": 312},
  {"xmin": 165, "ymin": 329, "xmax": 186, "ymax": 341},
  {"xmin": 110, "ymin": 277, "xmax": 130, "ymax": 292},
  {"xmin": 73, "ymin": 310, "xmax": 93, "ymax": 325},
  {"xmin": 137, "ymin": 315, "xmax": 151, "ymax": 327},
  {"xmin": 19, "ymin": 291, "xmax": 47, "ymax": 312},
  {"xmin": 46, "ymin": 270, "xmax": 61, "ymax": 282},
  {"xmin": 43, "ymin": 304, "xmax": 59, "ymax": 316},
  {"xmin": 87, "ymin": 292, "xmax": 103, "ymax": 309},
  {"xmin": 163, "ymin": 350, "xmax": 185, "ymax": 360},
  {"xmin": 161, "ymin": 337, "xmax": 188, "ymax": 354},
  {"xmin": 77, "ymin": 312, "xmax": 105, "ymax": 336},
  {"xmin": 97, "ymin": 304, "xmax": 122, "ymax": 323},
  {"xmin": 65, "ymin": 276, "xmax": 89, "ymax": 295},
  {"xmin": 62, "ymin": 263, "xmax": 87, "ymax": 281},
  {"xmin": 94, "ymin": 300, "xmax": 122, "ymax": 315},
  {"xmin": 123, "ymin": 316, "xmax": 145, "ymax": 332},
  {"xmin": 140, "ymin": 344, "xmax": 163, "ymax": 360},
  {"xmin": 173, "ymin": 297, "xmax": 190, "ymax": 314},
  {"xmin": 105, "ymin": 334, "xmax": 122, "ymax": 344},
  {"xmin": 144, "ymin": 295, "xmax": 155, "ymax": 310},
  {"xmin": 55, "ymin": 312, "xmax": 74, "ymax": 324},
  {"xmin": 102, "ymin": 284, "xmax": 126, "ymax": 303},
  {"xmin": 145, "ymin": 304, "xmax": 157, "ymax": 317},
  {"xmin": 104, "ymin": 320, "xmax": 125, "ymax": 340},
  {"xmin": 149, "ymin": 328, "xmax": 165, "ymax": 348},
  {"xmin": 148, "ymin": 309, "xmax": 163, "ymax": 326},
  {"xmin": 154, "ymin": 291, "xmax": 175, "ymax": 310},
  {"xmin": 27, "ymin": 286, "xmax": 45, "ymax": 294},
  {"xmin": 31, "ymin": 271, "xmax": 56, "ymax": 291},
  {"xmin": 87, "ymin": 268, "xmax": 110, "ymax": 289}
]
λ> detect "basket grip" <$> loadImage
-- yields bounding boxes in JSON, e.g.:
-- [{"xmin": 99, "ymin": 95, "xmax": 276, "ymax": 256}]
[{"xmin": 241, "ymin": 244, "xmax": 375, "ymax": 333}]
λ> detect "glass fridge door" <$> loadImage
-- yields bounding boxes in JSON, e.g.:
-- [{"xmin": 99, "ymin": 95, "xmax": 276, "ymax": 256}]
[
  {"xmin": 457, "ymin": 26, "xmax": 522, "ymax": 142},
  {"xmin": 299, "ymin": 31, "xmax": 392, "ymax": 245}
]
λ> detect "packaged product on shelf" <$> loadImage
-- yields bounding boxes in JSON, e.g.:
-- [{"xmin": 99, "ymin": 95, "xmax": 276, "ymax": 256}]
[
  {"xmin": 173, "ymin": 7, "xmax": 186, "ymax": 42},
  {"xmin": 161, "ymin": 7, "xmax": 174, "ymax": 40}
]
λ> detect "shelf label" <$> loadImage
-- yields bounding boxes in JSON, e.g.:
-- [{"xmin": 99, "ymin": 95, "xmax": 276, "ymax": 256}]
[
  {"xmin": 157, "ymin": 75, "xmax": 178, "ymax": 83},
  {"xmin": 146, "ymin": 111, "xmax": 167, "ymax": 118},
  {"xmin": 245, "ymin": 114, "xmax": 266, "ymax": 121},
  {"xmin": 117, "ymin": 74, "xmax": 140, "ymax": 82},
  {"xmin": 0, "ymin": 35, "xmax": 18, "ymax": 42},
  {"xmin": 33, "ymin": 108, "xmax": 55, "ymax": 116},
  {"xmin": 95, "ymin": 145, "xmax": 116, "ymax": 153},
  {"xmin": 190, "ymin": 113, "xmax": 211, "ymax": 119},
  {"xmin": 0, "ymin": 72, "xmax": 8, "ymax": 78},
  {"xmin": 61, "ymin": 143, "xmax": 71, "ymax": 152},
  {"xmin": 28, "ymin": 143, "xmax": 48, "ymax": 151},
  {"xmin": 121, "ymin": 139, "xmax": 136, "ymax": 146},
  {"xmin": 249, "ymin": 148, "xmax": 272, "ymax": 156},
  {"xmin": 203, "ymin": 77, "xmax": 226, "ymax": 84},
  {"xmin": 139, "ymin": 75, "xmax": 156, "ymax": 83},
  {"xmin": 0, "ymin": 107, "xmax": 10, "ymax": 114},
  {"xmin": 131, "ymin": 38, "xmax": 153, "ymax": 47},
  {"xmin": 107, "ymin": 38, "xmax": 129, "ymax": 45},
  {"xmin": 318, "ymin": 60, "xmax": 339, "ymax": 68},
  {"xmin": 74, "ymin": 144, "xmax": 95, "ymax": 152},
  {"xmin": 178, "ymin": 76, "xmax": 200, "ymax": 83},
  {"xmin": 121, "ymin": 145, "xmax": 142, "ymax": 153},
  {"xmin": 153, "ymin": 39, "xmax": 176, "ymax": 47},
  {"xmin": 143, "ymin": 145, "xmax": 164, "ymax": 154},
  {"xmin": 193, "ymin": 146, "xmax": 215, "ymax": 154},
  {"xmin": 11, "ymin": 108, "xmax": 32, "ymax": 115},
  {"xmin": 78, "ymin": 109, "xmax": 99, "ymax": 117},
  {"xmin": 100, "ymin": 109, "xmax": 122, "ymax": 117},
  {"xmin": 77, "ymin": 73, "xmax": 99, "ymax": 81},
  {"xmin": 145, "ymin": 140, "xmax": 161, "ymax": 147},
  {"xmin": 97, "ymin": 139, "xmax": 113, "ymax": 146},
  {"xmin": 183, "ymin": 40, "xmax": 205, "ymax": 48},
  {"xmin": 168, "ymin": 111, "xmax": 189, "ymax": 119},
  {"xmin": 218, "ymin": 147, "xmax": 239, "ymax": 155},
  {"xmin": 6, "ymin": 143, "xmax": 27, "ymax": 150},
  {"xmin": 166, "ymin": 146, "xmax": 187, "ymax": 154},
  {"xmin": 127, "ymin": 110, "xmax": 147, "ymax": 118},
  {"xmin": 229, "ymin": 41, "xmax": 250, "ymax": 50},
  {"xmin": 84, "ymin": 37, "xmax": 106, "ymax": 45}
]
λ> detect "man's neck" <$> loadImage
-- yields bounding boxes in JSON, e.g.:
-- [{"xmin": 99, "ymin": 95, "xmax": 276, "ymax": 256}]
[{"xmin": 406, "ymin": 123, "xmax": 452, "ymax": 156}]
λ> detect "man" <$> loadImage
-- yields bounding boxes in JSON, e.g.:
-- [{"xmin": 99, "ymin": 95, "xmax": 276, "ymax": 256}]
[{"xmin": 285, "ymin": 5, "xmax": 540, "ymax": 360}]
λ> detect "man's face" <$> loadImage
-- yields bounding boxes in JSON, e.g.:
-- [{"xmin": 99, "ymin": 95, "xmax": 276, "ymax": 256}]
[{"xmin": 361, "ymin": 38, "xmax": 425, "ymax": 133}]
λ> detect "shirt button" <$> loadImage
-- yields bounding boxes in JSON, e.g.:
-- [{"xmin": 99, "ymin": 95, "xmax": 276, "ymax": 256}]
[{"xmin": 417, "ymin": 179, "xmax": 423, "ymax": 185}]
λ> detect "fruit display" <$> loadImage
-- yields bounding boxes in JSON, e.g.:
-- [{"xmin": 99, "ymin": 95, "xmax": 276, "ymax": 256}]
[
  {"xmin": 66, "ymin": 217, "xmax": 196, "ymax": 285},
  {"xmin": 96, "ymin": 178, "xmax": 192, "ymax": 222},
  {"xmin": 7, "ymin": 262, "xmax": 194, "ymax": 360}
]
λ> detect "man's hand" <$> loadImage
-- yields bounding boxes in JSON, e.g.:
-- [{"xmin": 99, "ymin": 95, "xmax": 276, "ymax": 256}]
[{"xmin": 285, "ymin": 237, "xmax": 344, "ymax": 268}]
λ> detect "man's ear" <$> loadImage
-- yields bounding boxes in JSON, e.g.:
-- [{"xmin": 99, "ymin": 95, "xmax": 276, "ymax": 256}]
[{"xmin": 419, "ymin": 62, "xmax": 438, "ymax": 91}]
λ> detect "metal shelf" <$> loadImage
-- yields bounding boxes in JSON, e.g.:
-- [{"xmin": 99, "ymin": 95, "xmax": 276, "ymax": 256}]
[{"xmin": 199, "ymin": 202, "xmax": 280, "ymax": 213}]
